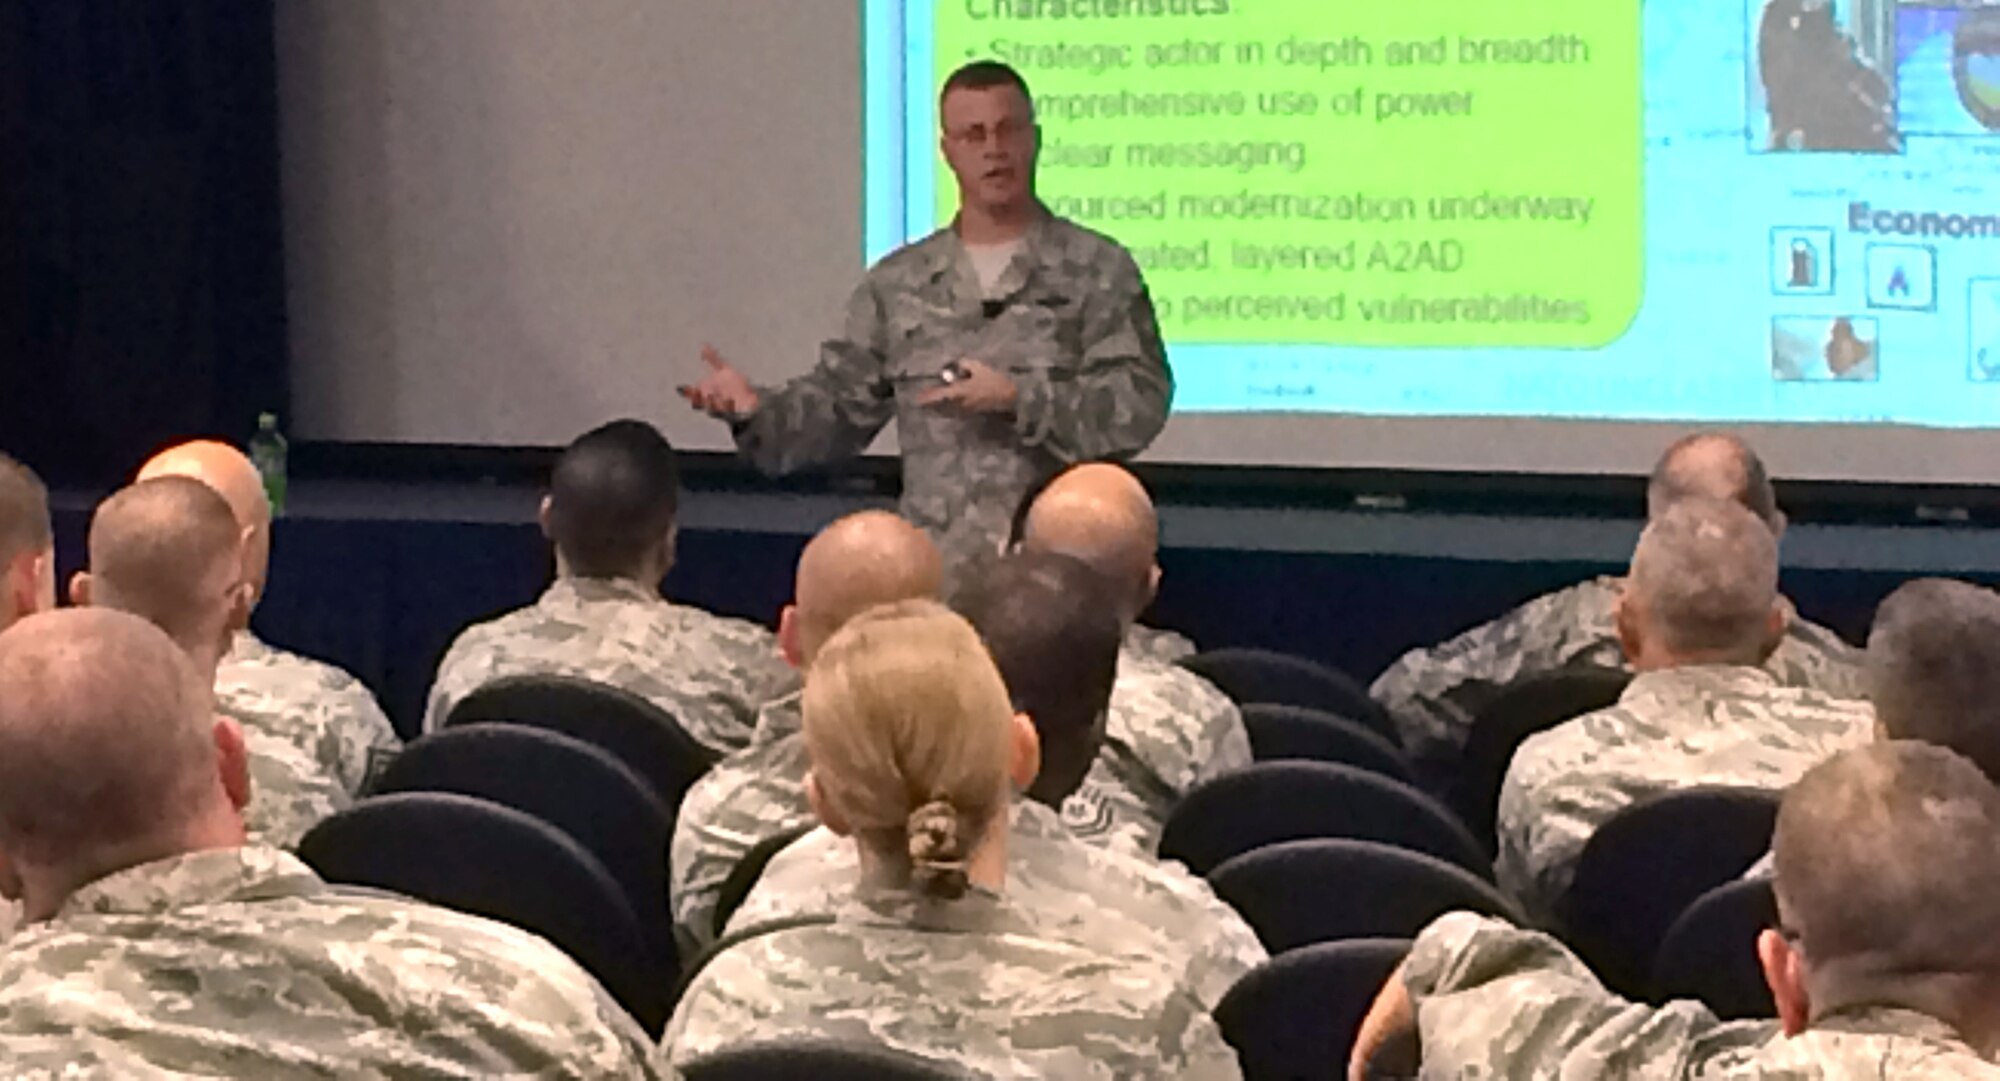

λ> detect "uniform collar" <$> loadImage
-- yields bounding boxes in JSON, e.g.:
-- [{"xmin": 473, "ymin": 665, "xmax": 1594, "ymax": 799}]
[
  {"xmin": 56, "ymin": 846, "xmax": 324, "ymax": 922},
  {"xmin": 1624, "ymin": 664, "xmax": 1780, "ymax": 701},
  {"xmin": 224, "ymin": 629, "xmax": 272, "ymax": 666},
  {"xmin": 541, "ymin": 575, "xmax": 663, "ymax": 608}
]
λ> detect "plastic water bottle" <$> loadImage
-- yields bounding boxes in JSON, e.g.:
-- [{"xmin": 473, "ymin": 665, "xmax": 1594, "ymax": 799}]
[{"xmin": 249, "ymin": 412, "xmax": 289, "ymax": 516}]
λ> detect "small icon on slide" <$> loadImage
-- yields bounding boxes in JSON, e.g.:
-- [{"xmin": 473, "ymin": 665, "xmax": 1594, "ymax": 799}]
[
  {"xmin": 1866, "ymin": 243, "xmax": 1937, "ymax": 311},
  {"xmin": 1969, "ymin": 279, "xmax": 2000, "ymax": 381},
  {"xmin": 1772, "ymin": 315, "xmax": 1879, "ymax": 382},
  {"xmin": 1771, "ymin": 227, "xmax": 1835, "ymax": 296}
]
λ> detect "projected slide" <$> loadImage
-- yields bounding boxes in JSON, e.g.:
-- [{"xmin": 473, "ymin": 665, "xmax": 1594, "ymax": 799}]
[{"xmin": 863, "ymin": 0, "xmax": 2000, "ymax": 428}]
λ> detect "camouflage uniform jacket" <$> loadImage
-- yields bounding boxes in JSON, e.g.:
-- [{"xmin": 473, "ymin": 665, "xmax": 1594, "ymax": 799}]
[
  {"xmin": 1403, "ymin": 912, "xmax": 2000, "ymax": 1079},
  {"xmin": 1370, "ymin": 576, "xmax": 1867, "ymax": 771},
  {"xmin": 733, "ymin": 209, "xmax": 1172, "ymax": 574},
  {"xmin": 423, "ymin": 575, "xmax": 796, "ymax": 754},
  {"xmin": 660, "ymin": 885, "xmax": 1242, "ymax": 1080},
  {"xmin": 215, "ymin": 631, "xmax": 402, "ymax": 850},
  {"xmin": 0, "ymin": 846, "xmax": 659, "ymax": 1079},
  {"xmin": 1125, "ymin": 622, "xmax": 1197, "ymax": 666},
  {"xmin": 1496, "ymin": 665, "xmax": 1873, "ymax": 920},
  {"xmin": 728, "ymin": 798, "xmax": 1268, "ymax": 1010}
]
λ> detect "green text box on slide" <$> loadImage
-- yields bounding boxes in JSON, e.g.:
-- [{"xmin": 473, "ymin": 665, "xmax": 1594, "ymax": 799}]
[{"xmin": 930, "ymin": 0, "xmax": 1644, "ymax": 348}]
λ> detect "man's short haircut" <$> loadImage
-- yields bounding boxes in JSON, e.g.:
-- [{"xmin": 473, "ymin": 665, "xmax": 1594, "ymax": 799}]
[
  {"xmin": 546, "ymin": 420, "xmax": 679, "ymax": 579},
  {"xmin": 1774, "ymin": 741, "xmax": 2000, "ymax": 976},
  {"xmin": 1866, "ymin": 578, "xmax": 2000, "ymax": 782},
  {"xmin": 1646, "ymin": 432, "xmax": 1780, "ymax": 533},
  {"xmin": 951, "ymin": 550, "xmax": 1121, "ymax": 792},
  {"xmin": 87, "ymin": 477, "xmax": 242, "ymax": 651},
  {"xmin": 940, "ymin": 60, "xmax": 1033, "ymax": 111},
  {"xmin": 0, "ymin": 608, "xmax": 216, "ymax": 867},
  {"xmin": 1627, "ymin": 497, "xmax": 1779, "ymax": 658},
  {"xmin": 0, "ymin": 453, "xmax": 51, "ymax": 566}
]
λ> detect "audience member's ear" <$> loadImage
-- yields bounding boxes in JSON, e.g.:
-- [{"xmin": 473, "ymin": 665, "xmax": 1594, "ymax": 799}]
[
  {"xmin": 1757, "ymin": 928, "xmax": 1811, "ymax": 1036},
  {"xmin": 1008, "ymin": 711, "xmax": 1041, "ymax": 791},
  {"xmin": 30, "ymin": 550, "xmax": 54, "ymax": 615},
  {"xmin": 805, "ymin": 771, "xmax": 850, "ymax": 837},
  {"xmin": 536, "ymin": 495, "xmax": 556, "ymax": 542},
  {"xmin": 212, "ymin": 716, "xmax": 253, "ymax": 813},
  {"xmin": 777, "ymin": 605, "xmax": 804, "ymax": 669},
  {"xmin": 658, "ymin": 524, "xmax": 679, "ymax": 580},
  {"xmin": 1144, "ymin": 562, "xmax": 1162, "ymax": 611},
  {"xmin": 1613, "ymin": 585, "xmax": 1645, "ymax": 665},
  {"xmin": 66, "ymin": 570, "xmax": 92, "ymax": 609},
  {"xmin": 1759, "ymin": 602, "xmax": 1789, "ymax": 662},
  {"xmin": 0, "ymin": 850, "xmax": 21, "ymax": 903}
]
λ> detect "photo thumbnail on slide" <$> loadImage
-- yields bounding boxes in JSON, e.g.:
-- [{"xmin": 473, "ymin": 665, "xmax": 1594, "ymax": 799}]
[{"xmin": 866, "ymin": 0, "xmax": 2000, "ymax": 429}]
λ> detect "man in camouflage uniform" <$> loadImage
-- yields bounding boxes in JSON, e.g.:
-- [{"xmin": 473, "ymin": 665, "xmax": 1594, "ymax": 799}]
[
  {"xmin": 1371, "ymin": 432, "xmax": 1865, "ymax": 775},
  {"xmin": 1496, "ymin": 499, "xmax": 1873, "ymax": 920},
  {"xmin": 74, "ymin": 477, "xmax": 363, "ymax": 849},
  {"xmin": 1350, "ymin": 743, "xmax": 2000, "ymax": 1079},
  {"xmin": 670, "ymin": 510, "xmax": 945, "ymax": 945},
  {"xmin": 424, "ymin": 420, "xmax": 794, "ymax": 752},
  {"xmin": 1018, "ymin": 462, "xmax": 1250, "ymax": 848},
  {"xmin": 0, "ymin": 607, "xmax": 660, "ymax": 1077},
  {"xmin": 729, "ymin": 551, "xmax": 1265, "ymax": 1012},
  {"xmin": 138, "ymin": 440, "xmax": 401, "ymax": 816},
  {"xmin": 681, "ymin": 61, "xmax": 1171, "ymax": 578}
]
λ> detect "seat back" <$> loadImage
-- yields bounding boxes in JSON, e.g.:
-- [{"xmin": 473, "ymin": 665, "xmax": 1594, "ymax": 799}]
[
  {"xmin": 1560, "ymin": 786, "xmax": 1780, "ymax": 998},
  {"xmin": 1240, "ymin": 704, "xmax": 1415, "ymax": 786},
  {"xmin": 1214, "ymin": 938, "xmax": 1411, "ymax": 1081},
  {"xmin": 1210, "ymin": 839, "xmax": 1519, "ymax": 954},
  {"xmin": 681, "ymin": 1038, "xmax": 979, "ymax": 1081},
  {"xmin": 1652, "ymin": 878, "xmax": 1779, "ymax": 1019},
  {"xmin": 1181, "ymin": 649, "xmax": 1398, "ymax": 745},
  {"xmin": 1455, "ymin": 667, "xmax": 1632, "ymax": 847},
  {"xmin": 297, "ymin": 791, "xmax": 668, "ymax": 1034},
  {"xmin": 370, "ymin": 723, "xmax": 673, "ymax": 961},
  {"xmin": 1157, "ymin": 762, "xmax": 1490, "ymax": 879},
  {"xmin": 444, "ymin": 673, "xmax": 718, "ymax": 809},
  {"xmin": 711, "ymin": 823, "xmax": 817, "ymax": 940}
]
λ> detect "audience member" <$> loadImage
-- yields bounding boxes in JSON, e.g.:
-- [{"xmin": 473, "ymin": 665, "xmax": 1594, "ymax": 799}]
[
  {"xmin": 1863, "ymin": 578, "xmax": 2000, "ymax": 779},
  {"xmin": 72, "ymin": 478, "xmax": 344, "ymax": 847},
  {"xmin": 1352, "ymin": 742, "xmax": 2000, "ymax": 1079},
  {"xmin": 0, "ymin": 607, "xmax": 658, "ymax": 1076},
  {"xmin": 137, "ymin": 441, "xmax": 400, "ymax": 801},
  {"xmin": 424, "ymin": 420, "xmax": 794, "ymax": 751},
  {"xmin": 1017, "ymin": 461, "xmax": 1250, "ymax": 846},
  {"xmin": 1495, "ymin": 498, "xmax": 1871, "ymax": 919},
  {"xmin": 669, "ymin": 510, "xmax": 943, "ymax": 946},
  {"xmin": 730, "ymin": 551, "xmax": 1267, "ymax": 1010},
  {"xmin": 660, "ymin": 600, "xmax": 1241, "ymax": 1078},
  {"xmin": 0, "ymin": 453, "xmax": 53, "ymax": 633},
  {"xmin": 1372, "ymin": 432, "xmax": 1865, "ymax": 773}
]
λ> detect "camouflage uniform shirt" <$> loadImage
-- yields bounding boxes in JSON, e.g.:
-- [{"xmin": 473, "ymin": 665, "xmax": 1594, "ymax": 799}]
[
  {"xmin": 1496, "ymin": 665, "xmax": 1873, "ymax": 919},
  {"xmin": 1402, "ymin": 912, "xmax": 2000, "ymax": 1079},
  {"xmin": 1370, "ymin": 576, "xmax": 1866, "ymax": 771},
  {"xmin": 1124, "ymin": 622, "xmax": 1197, "ymax": 666},
  {"xmin": 728, "ymin": 798, "xmax": 1268, "ymax": 1010},
  {"xmin": 661, "ymin": 886, "xmax": 1242, "ymax": 1080},
  {"xmin": 423, "ymin": 575, "xmax": 796, "ymax": 754},
  {"xmin": 215, "ymin": 631, "xmax": 401, "ymax": 850},
  {"xmin": 0, "ymin": 846, "xmax": 659, "ymax": 1079},
  {"xmin": 734, "ymin": 209, "xmax": 1172, "ymax": 574}
]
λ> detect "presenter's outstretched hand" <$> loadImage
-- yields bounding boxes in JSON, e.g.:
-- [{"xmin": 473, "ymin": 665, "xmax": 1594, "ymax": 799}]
[
  {"xmin": 679, "ymin": 345, "xmax": 760, "ymax": 419},
  {"xmin": 917, "ymin": 359, "xmax": 1016, "ymax": 415}
]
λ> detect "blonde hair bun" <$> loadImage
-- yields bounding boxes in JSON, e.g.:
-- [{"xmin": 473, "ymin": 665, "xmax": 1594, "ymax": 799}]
[{"xmin": 907, "ymin": 798, "xmax": 971, "ymax": 899}]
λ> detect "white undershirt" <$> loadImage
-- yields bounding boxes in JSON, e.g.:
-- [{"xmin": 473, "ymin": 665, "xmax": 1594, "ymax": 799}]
[{"xmin": 965, "ymin": 239, "xmax": 1026, "ymax": 297}]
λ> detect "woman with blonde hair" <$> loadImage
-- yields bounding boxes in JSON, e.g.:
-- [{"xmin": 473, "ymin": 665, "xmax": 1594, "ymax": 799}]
[{"xmin": 659, "ymin": 599, "xmax": 1239, "ymax": 1079}]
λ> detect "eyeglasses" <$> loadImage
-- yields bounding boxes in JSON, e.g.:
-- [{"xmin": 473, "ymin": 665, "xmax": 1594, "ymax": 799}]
[{"xmin": 945, "ymin": 118, "xmax": 1031, "ymax": 148}]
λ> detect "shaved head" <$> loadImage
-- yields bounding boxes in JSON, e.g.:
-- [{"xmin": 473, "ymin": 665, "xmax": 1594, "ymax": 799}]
[
  {"xmin": 791, "ymin": 512, "xmax": 943, "ymax": 664},
  {"xmin": 137, "ymin": 440, "xmax": 269, "ymax": 603},
  {"xmin": 0, "ymin": 609, "xmax": 219, "ymax": 871},
  {"xmin": 1773, "ymin": 742, "xmax": 2000, "ymax": 1012},
  {"xmin": 1019, "ymin": 463, "xmax": 1159, "ymax": 621},
  {"xmin": 1865, "ymin": 579, "xmax": 2000, "ymax": 782},
  {"xmin": 1647, "ymin": 432, "xmax": 1782, "ymax": 534},
  {"xmin": 81, "ymin": 478, "xmax": 246, "ymax": 663},
  {"xmin": 1623, "ymin": 497, "xmax": 1781, "ymax": 665}
]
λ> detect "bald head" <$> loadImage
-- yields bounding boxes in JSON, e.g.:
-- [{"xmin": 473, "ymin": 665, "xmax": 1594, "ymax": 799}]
[
  {"xmin": 0, "ymin": 454, "xmax": 54, "ymax": 630},
  {"xmin": 789, "ymin": 512, "xmax": 943, "ymax": 665},
  {"xmin": 0, "ymin": 608, "xmax": 222, "ymax": 876},
  {"xmin": 1019, "ymin": 463, "xmax": 1159, "ymax": 622},
  {"xmin": 1865, "ymin": 579, "xmax": 2000, "ymax": 782},
  {"xmin": 79, "ymin": 478, "xmax": 246, "ymax": 665},
  {"xmin": 1621, "ymin": 497, "xmax": 1782, "ymax": 667},
  {"xmin": 1773, "ymin": 742, "xmax": 2000, "ymax": 1012},
  {"xmin": 138, "ymin": 440, "xmax": 269, "ymax": 603},
  {"xmin": 1647, "ymin": 432, "xmax": 1782, "ymax": 535}
]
